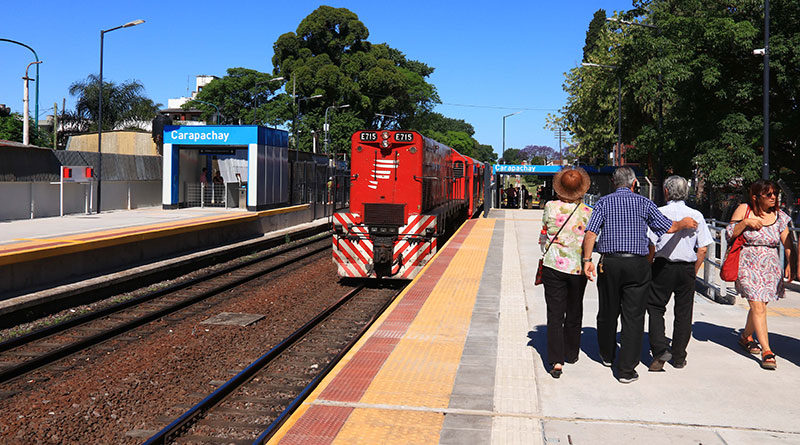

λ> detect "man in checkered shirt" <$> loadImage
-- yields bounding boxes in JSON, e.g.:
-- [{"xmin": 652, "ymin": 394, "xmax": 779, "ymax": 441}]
[{"xmin": 581, "ymin": 167, "xmax": 698, "ymax": 384}]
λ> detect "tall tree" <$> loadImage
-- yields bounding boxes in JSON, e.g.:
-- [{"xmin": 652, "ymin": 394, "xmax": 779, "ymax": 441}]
[
  {"xmin": 583, "ymin": 9, "xmax": 608, "ymax": 62},
  {"xmin": 270, "ymin": 6, "xmax": 440, "ymax": 152},
  {"xmin": 187, "ymin": 68, "xmax": 283, "ymax": 125},
  {"xmin": 556, "ymin": 0, "xmax": 800, "ymax": 194},
  {"xmin": 66, "ymin": 74, "xmax": 160, "ymax": 132}
]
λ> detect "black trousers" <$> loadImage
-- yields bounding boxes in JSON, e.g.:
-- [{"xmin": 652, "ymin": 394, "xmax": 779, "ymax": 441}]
[
  {"xmin": 647, "ymin": 258, "xmax": 695, "ymax": 363},
  {"xmin": 597, "ymin": 255, "xmax": 651, "ymax": 375},
  {"xmin": 542, "ymin": 266, "xmax": 587, "ymax": 365}
]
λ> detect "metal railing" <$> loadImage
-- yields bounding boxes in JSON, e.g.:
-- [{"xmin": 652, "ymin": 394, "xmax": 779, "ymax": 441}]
[
  {"xmin": 185, "ymin": 183, "xmax": 229, "ymax": 208},
  {"xmin": 697, "ymin": 219, "xmax": 799, "ymax": 303}
]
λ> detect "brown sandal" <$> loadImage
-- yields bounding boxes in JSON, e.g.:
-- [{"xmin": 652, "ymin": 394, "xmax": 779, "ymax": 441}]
[
  {"xmin": 761, "ymin": 351, "xmax": 777, "ymax": 370},
  {"xmin": 739, "ymin": 334, "xmax": 761, "ymax": 355}
]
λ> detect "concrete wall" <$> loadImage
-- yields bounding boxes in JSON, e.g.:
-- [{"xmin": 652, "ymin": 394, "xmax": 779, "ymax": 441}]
[
  {"xmin": 67, "ymin": 131, "xmax": 159, "ymax": 156},
  {"xmin": 0, "ymin": 180, "xmax": 161, "ymax": 221}
]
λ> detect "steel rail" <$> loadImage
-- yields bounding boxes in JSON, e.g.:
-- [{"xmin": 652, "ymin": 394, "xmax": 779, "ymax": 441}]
[
  {"xmin": 0, "ymin": 235, "xmax": 327, "ymax": 354},
  {"xmin": 0, "ymin": 241, "xmax": 330, "ymax": 384},
  {"xmin": 253, "ymin": 286, "xmax": 400, "ymax": 444},
  {"xmin": 143, "ymin": 284, "xmax": 369, "ymax": 445}
]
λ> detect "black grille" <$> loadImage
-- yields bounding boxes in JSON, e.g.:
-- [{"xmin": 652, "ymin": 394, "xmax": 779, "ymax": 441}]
[
  {"xmin": 453, "ymin": 161, "xmax": 464, "ymax": 178},
  {"xmin": 363, "ymin": 203, "xmax": 405, "ymax": 226}
]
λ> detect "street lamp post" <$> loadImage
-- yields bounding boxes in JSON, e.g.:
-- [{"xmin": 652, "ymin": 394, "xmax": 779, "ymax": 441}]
[
  {"xmin": 22, "ymin": 61, "xmax": 42, "ymax": 145},
  {"xmin": 97, "ymin": 19, "xmax": 145, "ymax": 213},
  {"xmin": 324, "ymin": 104, "xmax": 350, "ymax": 155},
  {"xmin": 194, "ymin": 100, "xmax": 221, "ymax": 124},
  {"xmin": 1, "ymin": 39, "xmax": 40, "ymax": 140},
  {"xmin": 762, "ymin": 0, "xmax": 770, "ymax": 179},
  {"xmin": 502, "ymin": 111, "xmax": 522, "ymax": 161},
  {"xmin": 582, "ymin": 63, "xmax": 621, "ymax": 166},
  {"xmin": 293, "ymin": 94, "xmax": 322, "ymax": 149},
  {"xmin": 252, "ymin": 76, "xmax": 284, "ymax": 125}
]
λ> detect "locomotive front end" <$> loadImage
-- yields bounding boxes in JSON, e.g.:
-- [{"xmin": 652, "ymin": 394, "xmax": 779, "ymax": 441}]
[{"xmin": 333, "ymin": 130, "xmax": 438, "ymax": 279}]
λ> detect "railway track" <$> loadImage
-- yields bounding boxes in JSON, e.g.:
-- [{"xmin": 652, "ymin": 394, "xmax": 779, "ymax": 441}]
[
  {"xmin": 144, "ymin": 283, "xmax": 402, "ymax": 445},
  {"xmin": 0, "ymin": 235, "xmax": 331, "ymax": 385}
]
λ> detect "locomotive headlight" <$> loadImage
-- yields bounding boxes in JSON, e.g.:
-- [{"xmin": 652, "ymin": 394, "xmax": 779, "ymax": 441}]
[
  {"xmin": 357, "ymin": 145, "xmax": 363, "ymax": 152},
  {"xmin": 381, "ymin": 139, "xmax": 390, "ymax": 148},
  {"xmin": 381, "ymin": 131, "xmax": 390, "ymax": 140},
  {"xmin": 409, "ymin": 146, "xmax": 417, "ymax": 154}
]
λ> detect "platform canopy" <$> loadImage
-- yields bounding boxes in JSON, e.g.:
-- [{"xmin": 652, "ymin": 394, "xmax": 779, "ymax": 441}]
[{"xmin": 492, "ymin": 164, "xmax": 562, "ymax": 176}]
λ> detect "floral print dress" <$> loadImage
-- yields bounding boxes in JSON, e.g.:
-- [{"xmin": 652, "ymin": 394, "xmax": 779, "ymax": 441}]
[
  {"xmin": 542, "ymin": 200, "xmax": 593, "ymax": 275},
  {"xmin": 725, "ymin": 210, "xmax": 790, "ymax": 302}
]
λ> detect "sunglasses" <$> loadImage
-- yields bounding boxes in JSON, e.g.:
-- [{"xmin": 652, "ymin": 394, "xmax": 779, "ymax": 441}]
[{"xmin": 760, "ymin": 191, "xmax": 776, "ymax": 198}]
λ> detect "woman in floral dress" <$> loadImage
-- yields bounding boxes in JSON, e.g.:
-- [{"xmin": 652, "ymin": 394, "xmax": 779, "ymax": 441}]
[
  {"xmin": 540, "ymin": 167, "xmax": 592, "ymax": 378},
  {"xmin": 726, "ymin": 180, "xmax": 793, "ymax": 370}
]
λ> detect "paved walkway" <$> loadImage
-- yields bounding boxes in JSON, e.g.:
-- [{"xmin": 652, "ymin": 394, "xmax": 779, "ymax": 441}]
[
  {"xmin": 513, "ymin": 209, "xmax": 800, "ymax": 444},
  {"xmin": 270, "ymin": 209, "xmax": 800, "ymax": 444},
  {"xmin": 0, "ymin": 206, "xmax": 248, "ymax": 247}
]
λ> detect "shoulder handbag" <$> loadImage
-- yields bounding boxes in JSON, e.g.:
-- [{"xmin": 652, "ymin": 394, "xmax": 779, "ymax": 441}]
[
  {"xmin": 720, "ymin": 207, "xmax": 750, "ymax": 282},
  {"xmin": 536, "ymin": 203, "xmax": 580, "ymax": 285}
]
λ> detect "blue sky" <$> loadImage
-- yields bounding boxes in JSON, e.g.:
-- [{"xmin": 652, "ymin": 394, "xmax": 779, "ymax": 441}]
[{"xmin": 1, "ymin": 0, "xmax": 634, "ymax": 156}]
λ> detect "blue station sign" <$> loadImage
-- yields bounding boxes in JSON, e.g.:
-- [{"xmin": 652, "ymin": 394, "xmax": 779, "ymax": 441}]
[
  {"xmin": 164, "ymin": 125, "xmax": 257, "ymax": 146},
  {"xmin": 493, "ymin": 164, "xmax": 563, "ymax": 175}
]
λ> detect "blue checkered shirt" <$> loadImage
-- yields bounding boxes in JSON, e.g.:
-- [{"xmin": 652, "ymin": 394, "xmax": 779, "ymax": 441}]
[{"xmin": 585, "ymin": 187, "xmax": 673, "ymax": 256}]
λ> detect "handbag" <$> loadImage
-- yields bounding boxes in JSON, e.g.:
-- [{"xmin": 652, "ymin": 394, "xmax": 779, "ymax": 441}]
[
  {"xmin": 720, "ymin": 207, "xmax": 750, "ymax": 282},
  {"xmin": 536, "ymin": 203, "xmax": 580, "ymax": 285}
]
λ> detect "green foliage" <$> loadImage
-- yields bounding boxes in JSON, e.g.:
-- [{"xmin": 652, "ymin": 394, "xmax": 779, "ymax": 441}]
[
  {"xmin": 188, "ymin": 67, "xmax": 283, "ymax": 125},
  {"xmin": 583, "ymin": 9, "xmax": 608, "ymax": 62},
  {"xmin": 0, "ymin": 113, "xmax": 23, "ymax": 142},
  {"xmin": 556, "ymin": 0, "xmax": 800, "ymax": 191},
  {"xmin": 501, "ymin": 148, "xmax": 523, "ymax": 164},
  {"xmin": 66, "ymin": 74, "xmax": 160, "ymax": 132},
  {"xmin": 473, "ymin": 144, "xmax": 498, "ymax": 163},
  {"xmin": 270, "ymin": 5, "xmax": 440, "ymax": 153}
]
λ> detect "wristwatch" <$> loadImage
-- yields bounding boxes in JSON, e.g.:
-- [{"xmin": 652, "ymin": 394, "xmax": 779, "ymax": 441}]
[{"xmin": 582, "ymin": 258, "xmax": 592, "ymax": 263}]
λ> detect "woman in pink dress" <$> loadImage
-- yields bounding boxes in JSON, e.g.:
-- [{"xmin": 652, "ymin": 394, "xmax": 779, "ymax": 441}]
[{"xmin": 726, "ymin": 180, "xmax": 793, "ymax": 370}]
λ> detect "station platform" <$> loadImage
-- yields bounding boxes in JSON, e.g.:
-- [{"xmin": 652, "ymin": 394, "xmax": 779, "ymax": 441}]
[
  {"xmin": 268, "ymin": 209, "xmax": 800, "ymax": 444},
  {"xmin": 0, "ymin": 205, "xmax": 328, "ymax": 313}
]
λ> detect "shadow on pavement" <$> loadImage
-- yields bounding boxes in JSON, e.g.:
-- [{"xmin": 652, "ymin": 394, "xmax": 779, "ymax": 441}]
[
  {"xmin": 693, "ymin": 320, "xmax": 800, "ymax": 367},
  {"xmin": 527, "ymin": 325, "xmax": 547, "ymax": 370}
]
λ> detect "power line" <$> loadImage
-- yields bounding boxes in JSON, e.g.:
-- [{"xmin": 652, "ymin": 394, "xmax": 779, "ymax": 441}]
[{"xmin": 438, "ymin": 102, "xmax": 560, "ymax": 111}]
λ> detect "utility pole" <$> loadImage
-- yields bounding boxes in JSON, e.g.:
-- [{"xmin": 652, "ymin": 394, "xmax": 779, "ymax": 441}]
[
  {"xmin": 22, "ymin": 61, "xmax": 42, "ymax": 145},
  {"xmin": 53, "ymin": 102, "xmax": 58, "ymax": 149}
]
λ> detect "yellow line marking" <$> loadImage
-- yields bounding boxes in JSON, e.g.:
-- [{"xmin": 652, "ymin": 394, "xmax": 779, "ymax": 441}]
[
  {"xmin": 333, "ymin": 409, "xmax": 442, "ymax": 445},
  {"xmin": 0, "ymin": 205, "xmax": 310, "ymax": 266},
  {"xmin": 267, "ymin": 218, "xmax": 495, "ymax": 444},
  {"xmin": 12, "ymin": 238, "xmax": 83, "ymax": 244}
]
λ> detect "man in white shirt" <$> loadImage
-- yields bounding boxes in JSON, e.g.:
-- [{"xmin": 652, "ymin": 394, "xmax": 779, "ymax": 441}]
[{"xmin": 646, "ymin": 175, "xmax": 713, "ymax": 371}]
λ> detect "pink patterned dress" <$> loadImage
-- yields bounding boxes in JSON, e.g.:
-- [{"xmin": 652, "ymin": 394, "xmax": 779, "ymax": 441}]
[{"xmin": 725, "ymin": 211, "xmax": 790, "ymax": 302}]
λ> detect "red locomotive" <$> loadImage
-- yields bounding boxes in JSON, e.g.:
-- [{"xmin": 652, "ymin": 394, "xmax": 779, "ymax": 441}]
[{"xmin": 333, "ymin": 130, "xmax": 485, "ymax": 279}]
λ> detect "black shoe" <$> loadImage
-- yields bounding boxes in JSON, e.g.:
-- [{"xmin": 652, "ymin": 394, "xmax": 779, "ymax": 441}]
[
  {"xmin": 618, "ymin": 371, "xmax": 639, "ymax": 384},
  {"xmin": 600, "ymin": 356, "xmax": 613, "ymax": 367},
  {"xmin": 648, "ymin": 351, "xmax": 672, "ymax": 372},
  {"xmin": 672, "ymin": 359, "xmax": 687, "ymax": 369},
  {"xmin": 549, "ymin": 364, "xmax": 563, "ymax": 378},
  {"xmin": 566, "ymin": 357, "xmax": 579, "ymax": 364}
]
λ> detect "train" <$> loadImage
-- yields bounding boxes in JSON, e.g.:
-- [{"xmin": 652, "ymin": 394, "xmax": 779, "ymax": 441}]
[{"xmin": 333, "ymin": 130, "xmax": 485, "ymax": 279}]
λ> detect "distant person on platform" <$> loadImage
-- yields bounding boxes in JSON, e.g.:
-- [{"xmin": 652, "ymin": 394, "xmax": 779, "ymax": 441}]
[
  {"xmin": 645, "ymin": 175, "xmax": 713, "ymax": 372},
  {"xmin": 200, "ymin": 168, "xmax": 208, "ymax": 185},
  {"xmin": 582, "ymin": 167, "xmax": 698, "ymax": 384},
  {"xmin": 213, "ymin": 170, "xmax": 224, "ymax": 185}
]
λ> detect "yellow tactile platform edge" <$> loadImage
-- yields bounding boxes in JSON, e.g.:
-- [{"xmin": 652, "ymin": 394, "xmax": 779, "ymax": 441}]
[
  {"xmin": 0, "ymin": 205, "xmax": 309, "ymax": 266},
  {"xmin": 268, "ymin": 218, "xmax": 496, "ymax": 444}
]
